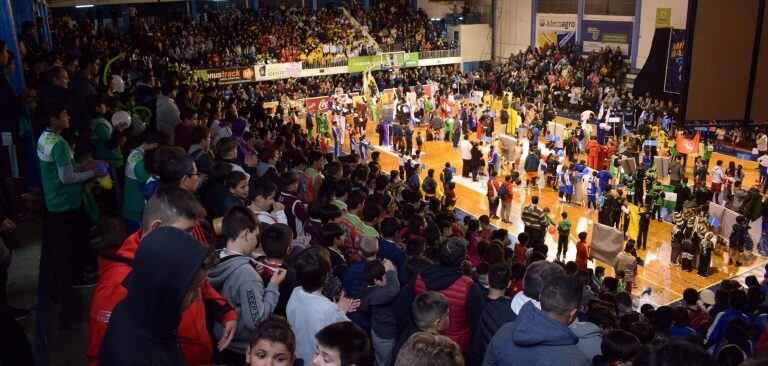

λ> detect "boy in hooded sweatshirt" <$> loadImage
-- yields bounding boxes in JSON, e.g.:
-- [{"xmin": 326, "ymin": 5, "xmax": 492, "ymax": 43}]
[
  {"xmin": 99, "ymin": 227, "xmax": 215, "ymax": 366},
  {"xmin": 208, "ymin": 206, "xmax": 286, "ymax": 364}
]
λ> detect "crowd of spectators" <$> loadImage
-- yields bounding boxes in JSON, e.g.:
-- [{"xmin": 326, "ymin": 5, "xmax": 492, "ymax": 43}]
[
  {"xmin": 353, "ymin": 0, "xmax": 452, "ymax": 52},
  {"xmin": 4, "ymin": 2, "xmax": 768, "ymax": 366}
]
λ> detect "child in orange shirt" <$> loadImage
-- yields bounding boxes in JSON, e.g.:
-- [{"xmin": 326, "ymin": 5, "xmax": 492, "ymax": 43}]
[{"xmin": 575, "ymin": 231, "xmax": 592, "ymax": 270}]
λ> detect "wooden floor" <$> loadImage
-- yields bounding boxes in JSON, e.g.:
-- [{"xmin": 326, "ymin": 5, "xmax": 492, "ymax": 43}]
[{"xmin": 344, "ymin": 117, "xmax": 768, "ymax": 305}]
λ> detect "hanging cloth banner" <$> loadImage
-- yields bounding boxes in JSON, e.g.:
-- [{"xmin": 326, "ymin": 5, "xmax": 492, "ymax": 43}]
[{"xmin": 675, "ymin": 132, "xmax": 700, "ymax": 154}]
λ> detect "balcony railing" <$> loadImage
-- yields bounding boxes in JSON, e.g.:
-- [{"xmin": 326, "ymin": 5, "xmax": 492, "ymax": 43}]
[
  {"xmin": 301, "ymin": 58, "xmax": 350, "ymax": 70},
  {"xmin": 418, "ymin": 49, "xmax": 460, "ymax": 60}
]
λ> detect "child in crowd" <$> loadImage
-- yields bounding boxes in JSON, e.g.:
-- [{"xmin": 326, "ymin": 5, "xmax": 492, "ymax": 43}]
[
  {"xmin": 250, "ymin": 178, "xmax": 288, "ymax": 225},
  {"xmin": 314, "ymin": 322, "xmax": 370, "ymax": 366},
  {"xmin": 245, "ymin": 315, "xmax": 296, "ymax": 366},
  {"xmin": 392, "ymin": 291, "xmax": 450, "ymax": 359},
  {"xmin": 557, "ymin": 212, "xmax": 572, "ymax": 261},
  {"xmin": 222, "ymin": 170, "xmax": 249, "ymax": 215},
  {"xmin": 471, "ymin": 263, "xmax": 516, "ymax": 366},
  {"xmin": 344, "ymin": 236, "xmax": 379, "ymax": 330},
  {"xmin": 575, "ymin": 231, "xmax": 590, "ymax": 270},
  {"xmin": 255, "ymin": 224, "xmax": 299, "ymax": 317},
  {"xmin": 395, "ymin": 333, "xmax": 463, "ymax": 366},
  {"xmin": 208, "ymin": 206, "xmax": 286, "ymax": 364},
  {"xmin": 360, "ymin": 259, "xmax": 400, "ymax": 366},
  {"xmin": 508, "ymin": 263, "xmax": 526, "ymax": 297}
]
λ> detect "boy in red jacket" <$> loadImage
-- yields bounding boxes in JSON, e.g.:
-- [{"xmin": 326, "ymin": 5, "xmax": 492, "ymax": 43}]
[{"xmin": 88, "ymin": 186, "xmax": 238, "ymax": 366}]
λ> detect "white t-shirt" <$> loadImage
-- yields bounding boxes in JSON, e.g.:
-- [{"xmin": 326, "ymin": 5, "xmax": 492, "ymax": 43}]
[
  {"xmin": 758, "ymin": 155, "xmax": 768, "ymax": 168},
  {"xmin": 460, "ymin": 140, "xmax": 473, "ymax": 160}
]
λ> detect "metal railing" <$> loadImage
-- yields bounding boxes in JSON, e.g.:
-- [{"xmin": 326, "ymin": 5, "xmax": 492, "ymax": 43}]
[
  {"xmin": 301, "ymin": 58, "xmax": 350, "ymax": 70},
  {"xmin": 418, "ymin": 49, "xmax": 460, "ymax": 60}
]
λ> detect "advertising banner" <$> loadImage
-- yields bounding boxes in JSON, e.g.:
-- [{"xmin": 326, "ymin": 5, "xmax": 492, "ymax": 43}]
[
  {"xmin": 536, "ymin": 13, "xmax": 578, "ymax": 48},
  {"xmin": 664, "ymin": 29, "xmax": 686, "ymax": 94},
  {"xmin": 304, "ymin": 96, "xmax": 335, "ymax": 114},
  {"xmin": 656, "ymin": 8, "xmax": 671, "ymax": 28},
  {"xmin": 581, "ymin": 18, "xmax": 634, "ymax": 55},
  {"xmin": 255, "ymin": 62, "xmax": 303, "ymax": 81},
  {"xmin": 349, "ymin": 55, "xmax": 383, "ymax": 73},
  {"xmin": 200, "ymin": 67, "xmax": 256, "ymax": 84}
]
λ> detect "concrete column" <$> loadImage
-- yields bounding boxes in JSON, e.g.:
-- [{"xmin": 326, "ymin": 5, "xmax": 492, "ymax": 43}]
[{"xmin": 312, "ymin": 0, "xmax": 318, "ymax": 13}]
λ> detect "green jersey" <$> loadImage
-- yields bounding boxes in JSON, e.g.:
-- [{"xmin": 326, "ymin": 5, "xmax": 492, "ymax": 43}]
[
  {"xmin": 37, "ymin": 130, "xmax": 83, "ymax": 212},
  {"xmin": 89, "ymin": 117, "xmax": 124, "ymax": 168},
  {"xmin": 557, "ymin": 220, "xmax": 572, "ymax": 236},
  {"xmin": 123, "ymin": 148, "xmax": 150, "ymax": 221}
]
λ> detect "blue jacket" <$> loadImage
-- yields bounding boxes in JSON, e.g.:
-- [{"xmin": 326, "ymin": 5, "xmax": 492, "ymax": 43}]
[
  {"xmin": 706, "ymin": 309, "xmax": 750, "ymax": 348},
  {"xmin": 343, "ymin": 259, "xmax": 371, "ymax": 328},
  {"xmin": 483, "ymin": 302, "xmax": 591, "ymax": 366},
  {"xmin": 524, "ymin": 154, "xmax": 540, "ymax": 173},
  {"xmin": 376, "ymin": 238, "xmax": 408, "ymax": 284}
]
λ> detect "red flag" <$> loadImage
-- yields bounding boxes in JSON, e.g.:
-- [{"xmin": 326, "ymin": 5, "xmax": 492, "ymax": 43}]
[{"xmin": 676, "ymin": 132, "xmax": 700, "ymax": 154}]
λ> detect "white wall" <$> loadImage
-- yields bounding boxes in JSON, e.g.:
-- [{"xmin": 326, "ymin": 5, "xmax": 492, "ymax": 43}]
[
  {"xmin": 636, "ymin": 0, "xmax": 688, "ymax": 68},
  {"xmin": 494, "ymin": 0, "xmax": 532, "ymax": 60},
  {"xmin": 417, "ymin": 0, "xmax": 463, "ymax": 19},
  {"xmin": 449, "ymin": 23, "xmax": 492, "ymax": 62}
]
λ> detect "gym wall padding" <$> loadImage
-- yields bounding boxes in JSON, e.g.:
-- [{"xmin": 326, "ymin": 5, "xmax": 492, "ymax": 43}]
[
  {"xmin": 684, "ymin": 0, "xmax": 759, "ymax": 121},
  {"xmin": 751, "ymin": 3, "xmax": 768, "ymax": 120}
]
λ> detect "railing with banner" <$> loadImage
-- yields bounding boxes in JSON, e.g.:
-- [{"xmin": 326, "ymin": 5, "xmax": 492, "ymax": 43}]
[{"xmin": 194, "ymin": 49, "xmax": 462, "ymax": 84}]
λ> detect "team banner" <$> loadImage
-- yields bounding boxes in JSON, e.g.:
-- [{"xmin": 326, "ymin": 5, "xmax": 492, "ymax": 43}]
[
  {"xmin": 675, "ymin": 132, "xmax": 700, "ymax": 154},
  {"xmin": 255, "ymin": 62, "xmax": 303, "ymax": 81},
  {"xmin": 536, "ymin": 13, "xmax": 578, "ymax": 48},
  {"xmin": 664, "ymin": 29, "xmax": 686, "ymax": 94},
  {"xmin": 582, "ymin": 18, "xmax": 634, "ymax": 55},
  {"xmin": 349, "ymin": 55, "xmax": 384, "ymax": 73}
]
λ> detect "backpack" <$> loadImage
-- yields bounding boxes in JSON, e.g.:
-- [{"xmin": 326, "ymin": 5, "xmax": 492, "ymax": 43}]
[{"xmin": 498, "ymin": 183, "xmax": 508, "ymax": 199}]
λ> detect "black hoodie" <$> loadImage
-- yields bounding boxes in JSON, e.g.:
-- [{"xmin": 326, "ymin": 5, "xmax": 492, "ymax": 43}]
[{"xmin": 99, "ymin": 227, "xmax": 210, "ymax": 366}]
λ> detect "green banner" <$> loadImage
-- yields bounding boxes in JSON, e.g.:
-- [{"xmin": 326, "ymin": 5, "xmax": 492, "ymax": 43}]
[
  {"xmin": 403, "ymin": 52, "xmax": 419, "ymax": 68},
  {"xmin": 348, "ymin": 55, "xmax": 382, "ymax": 73}
]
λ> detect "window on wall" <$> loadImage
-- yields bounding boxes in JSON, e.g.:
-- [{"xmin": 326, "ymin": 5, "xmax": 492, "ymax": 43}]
[
  {"xmin": 584, "ymin": 0, "xmax": 636, "ymax": 16},
  {"xmin": 538, "ymin": 0, "xmax": 578, "ymax": 14}
]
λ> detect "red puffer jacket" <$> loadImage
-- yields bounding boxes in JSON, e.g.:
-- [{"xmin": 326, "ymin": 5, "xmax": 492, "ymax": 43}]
[{"xmin": 87, "ymin": 225, "xmax": 237, "ymax": 366}]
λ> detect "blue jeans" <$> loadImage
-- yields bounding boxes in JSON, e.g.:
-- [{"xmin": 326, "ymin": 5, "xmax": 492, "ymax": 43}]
[{"xmin": 371, "ymin": 330, "xmax": 395, "ymax": 366}]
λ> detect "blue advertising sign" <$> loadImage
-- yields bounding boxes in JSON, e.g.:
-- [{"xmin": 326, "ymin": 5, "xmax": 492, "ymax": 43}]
[
  {"xmin": 581, "ymin": 19, "xmax": 634, "ymax": 56},
  {"xmin": 664, "ymin": 29, "xmax": 686, "ymax": 94}
]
